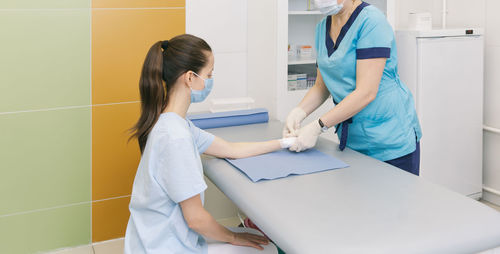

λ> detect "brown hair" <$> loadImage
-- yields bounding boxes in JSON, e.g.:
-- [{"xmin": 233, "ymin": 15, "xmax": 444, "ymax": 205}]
[{"xmin": 130, "ymin": 34, "xmax": 212, "ymax": 153}]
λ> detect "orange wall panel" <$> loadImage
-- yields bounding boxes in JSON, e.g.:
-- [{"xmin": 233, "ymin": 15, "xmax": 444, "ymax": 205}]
[
  {"xmin": 92, "ymin": 0, "xmax": 184, "ymax": 8},
  {"xmin": 92, "ymin": 196, "xmax": 131, "ymax": 242},
  {"xmin": 92, "ymin": 9, "xmax": 185, "ymax": 104},
  {"xmin": 91, "ymin": 4, "xmax": 185, "ymax": 244},
  {"xmin": 92, "ymin": 103, "xmax": 141, "ymax": 201}
]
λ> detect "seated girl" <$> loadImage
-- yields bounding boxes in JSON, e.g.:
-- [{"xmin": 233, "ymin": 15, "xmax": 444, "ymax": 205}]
[{"xmin": 124, "ymin": 34, "xmax": 295, "ymax": 254}]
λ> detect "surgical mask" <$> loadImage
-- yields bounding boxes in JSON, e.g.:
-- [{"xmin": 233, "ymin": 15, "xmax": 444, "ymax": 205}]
[
  {"xmin": 313, "ymin": 0, "xmax": 346, "ymax": 16},
  {"xmin": 191, "ymin": 72, "xmax": 213, "ymax": 103}
]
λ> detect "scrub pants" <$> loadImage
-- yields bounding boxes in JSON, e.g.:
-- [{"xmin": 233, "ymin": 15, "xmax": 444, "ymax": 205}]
[
  {"xmin": 206, "ymin": 227, "xmax": 278, "ymax": 254},
  {"xmin": 385, "ymin": 142, "xmax": 420, "ymax": 176}
]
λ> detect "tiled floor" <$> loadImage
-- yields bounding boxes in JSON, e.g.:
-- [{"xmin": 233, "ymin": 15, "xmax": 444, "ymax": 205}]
[
  {"xmin": 48, "ymin": 245, "xmax": 95, "ymax": 254},
  {"xmin": 46, "ymin": 217, "xmax": 242, "ymax": 254},
  {"xmin": 47, "ymin": 239, "xmax": 124, "ymax": 254},
  {"xmin": 46, "ymin": 201, "xmax": 500, "ymax": 254}
]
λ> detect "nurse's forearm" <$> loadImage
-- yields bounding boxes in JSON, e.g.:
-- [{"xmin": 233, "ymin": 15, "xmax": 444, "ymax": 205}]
[
  {"xmin": 320, "ymin": 89, "xmax": 376, "ymax": 128},
  {"xmin": 320, "ymin": 58, "xmax": 384, "ymax": 127},
  {"xmin": 298, "ymin": 69, "xmax": 330, "ymax": 115}
]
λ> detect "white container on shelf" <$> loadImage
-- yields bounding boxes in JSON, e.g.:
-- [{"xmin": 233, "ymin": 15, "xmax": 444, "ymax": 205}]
[
  {"xmin": 288, "ymin": 44, "xmax": 296, "ymax": 57},
  {"xmin": 288, "ymin": 74, "xmax": 298, "ymax": 91},
  {"xmin": 298, "ymin": 45, "xmax": 313, "ymax": 58},
  {"xmin": 296, "ymin": 73, "xmax": 307, "ymax": 89},
  {"xmin": 288, "ymin": 73, "xmax": 308, "ymax": 91}
]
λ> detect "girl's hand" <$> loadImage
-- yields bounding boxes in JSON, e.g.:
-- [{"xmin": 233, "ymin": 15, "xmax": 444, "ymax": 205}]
[
  {"xmin": 279, "ymin": 137, "xmax": 297, "ymax": 149},
  {"xmin": 230, "ymin": 232, "xmax": 270, "ymax": 250}
]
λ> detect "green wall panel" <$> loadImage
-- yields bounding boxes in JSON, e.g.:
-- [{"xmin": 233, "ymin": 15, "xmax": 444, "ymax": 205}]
[
  {"xmin": 0, "ymin": 10, "xmax": 90, "ymax": 113},
  {"xmin": 0, "ymin": 107, "xmax": 91, "ymax": 216},
  {"xmin": 0, "ymin": 0, "xmax": 89, "ymax": 9},
  {"xmin": 0, "ymin": 203, "xmax": 91, "ymax": 254}
]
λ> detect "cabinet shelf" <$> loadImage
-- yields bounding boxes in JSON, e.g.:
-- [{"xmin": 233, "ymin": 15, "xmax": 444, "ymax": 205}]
[{"xmin": 288, "ymin": 56, "xmax": 316, "ymax": 65}]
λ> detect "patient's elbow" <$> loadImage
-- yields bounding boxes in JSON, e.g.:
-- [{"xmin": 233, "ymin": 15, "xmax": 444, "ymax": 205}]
[
  {"xmin": 228, "ymin": 153, "xmax": 243, "ymax": 160},
  {"xmin": 185, "ymin": 216, "xmax": 205, "ymax": 231},
  {"xmin": 226, "ymin": 143, "xmax": 243, "ymax": 159}
]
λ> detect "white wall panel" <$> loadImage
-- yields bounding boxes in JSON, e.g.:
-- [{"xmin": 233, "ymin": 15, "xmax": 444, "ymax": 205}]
[
  {"xmin": 186, "ymin": 0, "xmax": 247, "ymax": 54},
  {"xmin": 484, "ymin": 46, "xmax": 500, "ymax": 128},
  {"xmin": 486, "ymin": 0, "xmax": 500, "ymax": 46}
]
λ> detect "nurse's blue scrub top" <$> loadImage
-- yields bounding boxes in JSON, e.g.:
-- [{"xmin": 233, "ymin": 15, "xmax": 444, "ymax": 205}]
[{"xmin": 315, "ymin": 2, "xmax": 422, "ymax": 161}]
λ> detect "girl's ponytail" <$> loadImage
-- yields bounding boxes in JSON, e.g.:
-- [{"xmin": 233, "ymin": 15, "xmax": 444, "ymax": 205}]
[
  {"xmin": 131, "ymin": 41, "xmax": 166, "ymax": 153},
  {"xmin": 130, "ymin": 34, "xmax": 212, "ymax": 153}
]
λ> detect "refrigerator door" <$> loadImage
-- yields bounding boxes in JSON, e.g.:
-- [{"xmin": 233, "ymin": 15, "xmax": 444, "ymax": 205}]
[{"xmin": 417, "ymin": 36, "xmax": 484, "ymax": 198}]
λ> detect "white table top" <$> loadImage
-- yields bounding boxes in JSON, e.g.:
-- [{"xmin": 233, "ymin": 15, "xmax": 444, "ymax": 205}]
[{"xmin": 202, "ymin": 121, "xmax": 500, "ymax": 254}]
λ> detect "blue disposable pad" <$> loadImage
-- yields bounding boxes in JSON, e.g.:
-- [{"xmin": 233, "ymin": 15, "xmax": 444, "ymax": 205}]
[
  {"xmin": 188, "ymin": 108, "xmax": 269, "ymax": 129},
  {"xmin": 225, "ymin": 149, "xmax": 349, "ymax": 182}
]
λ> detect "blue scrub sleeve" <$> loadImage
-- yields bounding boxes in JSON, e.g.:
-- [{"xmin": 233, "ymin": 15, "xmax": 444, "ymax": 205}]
[
  {"xmin": 188, "ymin": 120, "xmax": 215, "ymax": 154},
  {"xmin": 356, "ymin": 13, "xmax": 393, "ymax": 59},
  {"xmin": 314, "ymin": 20, "xmax": 324, "ymax": 55},
  {"xmin": 154, "ymin": 138, "xmax": 207, "ymax": 203}
]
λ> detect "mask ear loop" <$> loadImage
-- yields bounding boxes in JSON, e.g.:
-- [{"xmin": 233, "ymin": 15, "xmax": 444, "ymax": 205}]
[
  {"xmin": 192, "ymin": 71, "xmax": 206, "ymax": 81},
  {"xmin": 190, "ymin": 72, "xmax": 206, "ymax": 91}
]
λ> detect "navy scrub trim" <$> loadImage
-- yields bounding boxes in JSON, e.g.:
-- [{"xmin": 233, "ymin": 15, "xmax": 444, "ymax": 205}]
[
  {"xmin": 325, "ymin": 1, "xmax": 370, "ymax": 57},
  {"xmin": 385, "ymin": 142, "xmax": 421, "ymax": 176},
  {"xmin": 356, "ymin": 47, "xmax": 391, "ymax": 59}
]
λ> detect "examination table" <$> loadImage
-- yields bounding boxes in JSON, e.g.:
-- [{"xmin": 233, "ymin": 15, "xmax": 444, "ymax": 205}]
[{"xmin": 201, "ymin": 120, "xmax": 500, "ymax": 254}]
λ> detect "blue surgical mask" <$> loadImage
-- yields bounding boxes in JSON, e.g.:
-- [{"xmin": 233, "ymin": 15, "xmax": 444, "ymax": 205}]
[
  {"xmin": 191, "ymin": 72, "xmax": 214, "ymax": 103},
  {"xmin": 314, "ymin": 0, "xmax": 346, "ymax": 16}
]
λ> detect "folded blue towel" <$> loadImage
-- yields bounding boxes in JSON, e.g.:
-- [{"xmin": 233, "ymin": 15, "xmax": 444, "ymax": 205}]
[
  {"xmin": 188, "ymin": 108, "xmax": 269, "ymax": 129},
  {"xmin": 226, "ymin": 149, "xmax": 349, "ymax": 182}
]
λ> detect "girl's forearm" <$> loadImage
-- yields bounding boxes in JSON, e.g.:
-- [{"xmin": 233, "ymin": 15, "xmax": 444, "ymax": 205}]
[
  {"xmin": 229, "ymin": 140, "xmax": 281, "ymax": 159},
  {"xmin": 188, "ymin": 209, "xmax": 235, "ymax": 243}
]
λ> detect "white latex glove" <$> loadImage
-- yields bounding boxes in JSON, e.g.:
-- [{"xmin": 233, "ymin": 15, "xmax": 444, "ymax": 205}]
[
  {"xmin": 282, "ymin": 107, "xmax": 307, "ymax": 138},
  {"xmin": 289, "ymin": 120, "xmax": 322, "ymax": 152},
  {"xmin": 279, "ymin": 137, "xmax": 297, "ymax": 149}
]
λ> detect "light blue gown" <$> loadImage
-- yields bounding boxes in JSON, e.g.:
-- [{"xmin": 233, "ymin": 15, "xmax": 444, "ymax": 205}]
[{"xmin": 124, "ymin": 112, "xmax": 215, "ymax": 254}]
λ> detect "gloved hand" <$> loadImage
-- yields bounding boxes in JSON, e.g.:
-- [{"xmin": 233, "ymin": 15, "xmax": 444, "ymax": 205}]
[
  {"xmin": 289, "ymin": 120, "xmax": 322, "ymax": 152},
  {"xmin": 279, "ymin": 137, "xmax": 297, "ymax": 149},
  {"xmin": 282, "ymin": 107, "xmax": 307, "ymax": 138}
]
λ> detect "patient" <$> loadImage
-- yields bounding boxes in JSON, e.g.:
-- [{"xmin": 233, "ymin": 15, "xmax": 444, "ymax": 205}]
[{"xmin": 124, "ymin": 34, "xmax": 295, "ymax": 254}]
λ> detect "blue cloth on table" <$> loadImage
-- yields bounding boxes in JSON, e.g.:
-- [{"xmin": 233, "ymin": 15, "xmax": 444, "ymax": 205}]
[
  {"xmin": 225, "ymin": 149, "xmax": 349, "ymax": 182},
  {"xmin": 188, "ymin": 108, "xmax": 269, "ymax": 129}
]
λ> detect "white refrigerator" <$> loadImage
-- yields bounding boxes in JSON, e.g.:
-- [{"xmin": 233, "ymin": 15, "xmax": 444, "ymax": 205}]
[{"xmin": 396, "ymin": 29, "xmax": 484, "ymax": 199}]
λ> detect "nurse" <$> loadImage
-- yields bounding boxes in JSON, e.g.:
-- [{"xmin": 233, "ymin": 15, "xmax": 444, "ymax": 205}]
[
  {"xmin": 283, "ymin": 0, "xmax": 422, "ymax": 175},
  {"xmin": 125, "ymin": 34, "xmax": 293, "ymax": 254}
]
